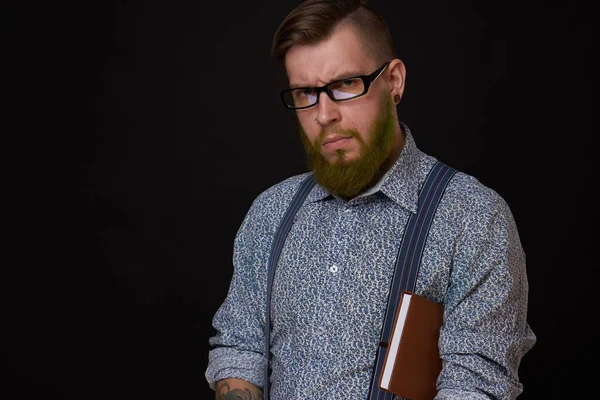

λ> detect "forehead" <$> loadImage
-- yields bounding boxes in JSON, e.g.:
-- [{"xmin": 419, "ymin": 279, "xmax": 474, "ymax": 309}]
[{"xmin": 284, "ymin": 25, "xmax": 376, "ymax": 87}]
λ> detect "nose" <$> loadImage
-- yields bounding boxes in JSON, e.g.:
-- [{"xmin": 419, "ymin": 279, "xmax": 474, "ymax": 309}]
[{"xmin": 314, "ymin": 92, "xmax": 341, "ymax": 126}]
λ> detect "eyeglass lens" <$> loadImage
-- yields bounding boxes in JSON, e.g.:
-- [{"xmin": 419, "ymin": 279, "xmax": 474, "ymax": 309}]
[{"xmin": 285, "ymin": 77, "xmax": 365, "ymax": 108}]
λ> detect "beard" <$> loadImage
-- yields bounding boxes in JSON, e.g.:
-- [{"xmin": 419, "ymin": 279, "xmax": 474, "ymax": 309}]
[{"xmin": 299, "ymin": 95, "xmax": 397, "ymax": 199}]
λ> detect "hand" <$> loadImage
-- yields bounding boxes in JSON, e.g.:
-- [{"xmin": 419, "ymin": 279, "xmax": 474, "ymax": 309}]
[
  {"xmin": 215, "ymin": 379, "xmax": 263, "ymax": 400},
  {"xmin": 219, "ymin": 389, "xmax": 261, "ymax": 400}
]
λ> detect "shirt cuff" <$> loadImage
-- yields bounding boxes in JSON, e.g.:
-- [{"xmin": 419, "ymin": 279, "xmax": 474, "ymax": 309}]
[
  {"xmin": 435, "ymin": 388, "xmax": 494, "ymax": 399},
  {"xmin": 205, "ymin": 346, "xmax": 266, "ymax": 391}
]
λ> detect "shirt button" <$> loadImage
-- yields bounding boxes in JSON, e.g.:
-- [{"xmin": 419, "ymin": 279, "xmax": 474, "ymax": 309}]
[{"xmin": 329, "ymin": 264, "xmax": 339, "ymax": 273}]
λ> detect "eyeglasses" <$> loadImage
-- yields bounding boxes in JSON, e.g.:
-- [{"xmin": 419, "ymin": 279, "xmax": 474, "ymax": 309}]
[{"xmin": 280, "ymin": 62, "xmax": 390, "ymax": 110}]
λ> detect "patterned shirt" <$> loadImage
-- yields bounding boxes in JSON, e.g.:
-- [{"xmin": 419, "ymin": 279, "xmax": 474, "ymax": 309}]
[{"xmin": 205, "ymin": 127, "xmax": 536, "ymax": 400}]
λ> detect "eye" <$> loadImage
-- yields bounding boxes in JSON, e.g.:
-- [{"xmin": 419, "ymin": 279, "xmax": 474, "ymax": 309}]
[
  {"xmin": 341, "ymin": 78, "xmax": 359, "ymax": 87},
  {"xmin": 329, "ymin": 78, "xmax": 360, "ymax": 92},
  {"xmin": 294, "ymin": 88, "xmax": 316, "ymax": 99}
]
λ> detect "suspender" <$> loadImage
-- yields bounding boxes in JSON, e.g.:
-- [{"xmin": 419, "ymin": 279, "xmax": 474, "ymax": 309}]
[
  {"xmin": 264, "ymin": 173, "xmax": 317, "ymax": 399},
  {"xmin": 368, "ymin": 161, "xmax": 456, "ymax": 400},
  {"xmin": 263, "ymin": 161, "xmax": 456, "ymax": 400}
]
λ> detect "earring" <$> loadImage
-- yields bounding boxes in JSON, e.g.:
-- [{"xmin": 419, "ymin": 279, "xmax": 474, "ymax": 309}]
[{"xmin": 393, "ymin": 94, "xmax": 401, "ymax": 104}]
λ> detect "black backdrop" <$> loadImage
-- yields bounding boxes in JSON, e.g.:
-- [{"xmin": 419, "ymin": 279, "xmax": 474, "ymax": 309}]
[{"xmin": 4, "ymin": 1, "xmax": 597, "ymax": 399}]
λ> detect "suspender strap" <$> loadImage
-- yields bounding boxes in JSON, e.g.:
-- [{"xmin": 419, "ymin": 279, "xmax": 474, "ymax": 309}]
[
  {"xmin": 264, "ymin": 173, "xmax": 316, "ymax": 400},
  {"xmin": 368, "ymin": 161, "xmax": 456, "ymax": 400}
]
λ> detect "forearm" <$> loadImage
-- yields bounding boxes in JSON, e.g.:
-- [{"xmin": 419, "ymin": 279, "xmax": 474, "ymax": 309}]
[{"xmin": 215, "ymin": 378, "xmax": 263, "ymax": 400}]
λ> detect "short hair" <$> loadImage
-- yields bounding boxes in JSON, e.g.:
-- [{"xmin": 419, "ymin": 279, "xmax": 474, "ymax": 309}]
[{"xmin": 271, "ymin": 0, "xmax": 397, "ymax": 65}]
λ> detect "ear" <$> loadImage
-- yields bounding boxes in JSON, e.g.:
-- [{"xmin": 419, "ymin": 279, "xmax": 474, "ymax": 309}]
[{"xmin": 387, "ymin": 58, "xmax": 406, "ymax": 103}]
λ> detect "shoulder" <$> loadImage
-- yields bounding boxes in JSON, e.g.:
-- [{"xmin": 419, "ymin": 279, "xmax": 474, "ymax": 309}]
[
  {"xmin": 241, "ymin": 172, "xmax": 314, "ymax": 227},
  {"xmin": 446, "ymin": 171, "xmax": 507, "ymax": 209},
  {"xmin": 412, "ymin": 149, "xmax": 508, "ymax": 215},
  {"xmin": 442, "ymin": 168, "xmax": 517, "ymax": 234},
  {"xmin": 415, "ymin": 151, "xmax": 510, "ymax": 218},
  {"xmin": 253, "ymin": 172, "xmax": 313, "ymax": 208}
]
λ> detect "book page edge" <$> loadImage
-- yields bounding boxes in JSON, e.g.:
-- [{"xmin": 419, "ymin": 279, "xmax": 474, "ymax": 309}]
[{"xmin": 380, "ymin": 292, "xmax": 412, "ymax": 389}]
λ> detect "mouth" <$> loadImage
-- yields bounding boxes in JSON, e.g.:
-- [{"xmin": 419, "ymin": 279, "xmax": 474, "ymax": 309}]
[{"xmin": 322, "ymin": 135, "xmax": 352, "ymax": 150}]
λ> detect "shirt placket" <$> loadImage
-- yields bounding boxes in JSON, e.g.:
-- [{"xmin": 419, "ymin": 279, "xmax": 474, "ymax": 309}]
[{"xmin": 311, "ymin": 201, "xmax": 356, "ymax": 360}]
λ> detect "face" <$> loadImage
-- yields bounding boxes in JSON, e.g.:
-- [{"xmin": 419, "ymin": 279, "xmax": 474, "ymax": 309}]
[
  {"xmin": 299, "ymin": 94, "xmax": 397, "ymax": 198},
  {"xmin": 284, "ymin": 24, "xmax": 406, "ymax": 198}
]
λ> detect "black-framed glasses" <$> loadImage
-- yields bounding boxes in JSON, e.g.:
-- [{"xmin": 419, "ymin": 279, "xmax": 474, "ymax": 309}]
[{"xmin": 280, "ymin": 61, "xmax": 390, "ymax": 110}]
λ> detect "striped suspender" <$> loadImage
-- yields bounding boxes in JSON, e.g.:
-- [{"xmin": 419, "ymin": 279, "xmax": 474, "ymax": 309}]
[
  {"xmin": 263, "ymin": 162, "xmax": 456, "ymax": 400},
  {"xmin": 368, "ymin": 161, "xmax": 456, "ymax": 400},
  {"xmin": 264, "ymin": 174, "xmax": 317, "ymax": 400}
]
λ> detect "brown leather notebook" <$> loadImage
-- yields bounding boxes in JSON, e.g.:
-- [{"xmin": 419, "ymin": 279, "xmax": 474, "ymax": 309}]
[{"xmin": 378, "ymin": 290, "xmax": 444, "ymax": 400}]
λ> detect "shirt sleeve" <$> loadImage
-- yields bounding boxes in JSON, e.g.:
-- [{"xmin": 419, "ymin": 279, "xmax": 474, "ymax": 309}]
[
  {"xmin": 435, "ymin": 195, "xmax": 536, "ymax": 399},
  {"xmin": 204, "ymin": 198, "xmax": 272, "ymax": 391}
]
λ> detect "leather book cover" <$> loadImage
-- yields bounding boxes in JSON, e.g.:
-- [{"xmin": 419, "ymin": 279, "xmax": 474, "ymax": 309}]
[{"xmin": 378, "ymin": 290, "xmax": 444, "ymax": 400}]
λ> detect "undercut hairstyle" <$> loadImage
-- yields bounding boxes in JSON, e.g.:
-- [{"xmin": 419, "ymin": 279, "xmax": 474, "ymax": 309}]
[{"xmin": 271, "ymin": 0, "xmax": 397, "ymax": 65}]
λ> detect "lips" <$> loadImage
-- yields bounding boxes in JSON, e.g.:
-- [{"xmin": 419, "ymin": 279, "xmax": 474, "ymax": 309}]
[{"xmin": 322, "ymin": 135, "xmax": 352, "ymax": 150}]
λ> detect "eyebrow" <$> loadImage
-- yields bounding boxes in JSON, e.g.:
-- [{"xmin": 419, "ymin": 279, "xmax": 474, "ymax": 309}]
[{"xmin": 288, "ymin": 70, "xmax": 364, "ymax": 89}]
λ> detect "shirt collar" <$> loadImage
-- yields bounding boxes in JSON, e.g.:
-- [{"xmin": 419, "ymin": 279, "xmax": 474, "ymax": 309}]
[
  {"xmin": 377, "ymin": 124, "xmax": 420, "ymax": 214},
  {"xmin": 304, "ymin": 122, "xmax": 422, "ymax": 214}
]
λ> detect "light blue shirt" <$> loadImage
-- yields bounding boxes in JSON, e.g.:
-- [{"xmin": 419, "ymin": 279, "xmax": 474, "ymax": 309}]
[{"xmin": 206, "ymin": 126, "xmax": 536, "ymax": 399}]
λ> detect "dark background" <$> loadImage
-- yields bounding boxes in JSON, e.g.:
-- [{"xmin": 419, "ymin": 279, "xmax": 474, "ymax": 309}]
[{"xmin": 4, "ymin": 0, "xmax": 597, "ymax": 399}]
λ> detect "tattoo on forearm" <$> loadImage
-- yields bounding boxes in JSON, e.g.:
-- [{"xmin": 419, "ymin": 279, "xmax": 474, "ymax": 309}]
[{"xmin": 216, "ymin": 381, "xmax": 263, "ymax": 400}]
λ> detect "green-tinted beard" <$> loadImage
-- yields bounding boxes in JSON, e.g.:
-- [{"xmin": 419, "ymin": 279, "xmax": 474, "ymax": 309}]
[{"xmin": 299, "ymin": 95, "xmax": 396, "ymax": 198}]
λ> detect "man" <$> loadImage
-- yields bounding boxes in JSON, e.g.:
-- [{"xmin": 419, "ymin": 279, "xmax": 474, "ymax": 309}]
[{"xmin": 205, "ymin": 1, "xmax": 536, "ymax": 399}]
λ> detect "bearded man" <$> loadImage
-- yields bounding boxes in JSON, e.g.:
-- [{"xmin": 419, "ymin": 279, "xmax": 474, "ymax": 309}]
[{"xmin": 205, "ymin": 1, "xmax": 536, "ymax": 399}]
